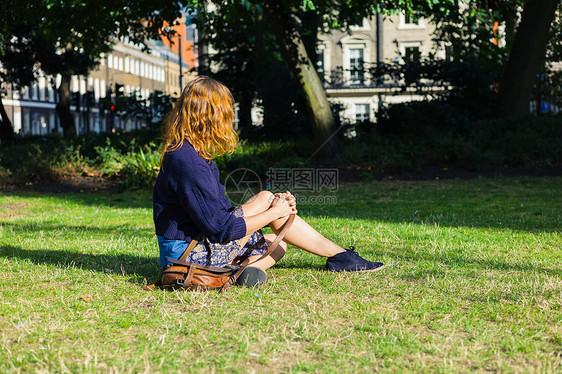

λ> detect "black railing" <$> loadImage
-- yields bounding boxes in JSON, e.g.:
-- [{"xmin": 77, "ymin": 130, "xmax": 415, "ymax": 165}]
[{"xmin": 322, "ymin": 61, "xmax": 454, "ymax": 91}]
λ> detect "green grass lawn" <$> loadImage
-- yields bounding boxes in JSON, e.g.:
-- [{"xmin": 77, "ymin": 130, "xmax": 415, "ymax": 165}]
[{"xmin": 1, "ymin": 177, "xmax": 561, "ymax": 373}]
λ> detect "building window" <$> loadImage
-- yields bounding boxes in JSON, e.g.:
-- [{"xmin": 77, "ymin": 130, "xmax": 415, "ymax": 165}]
[
  {"xmin": 399, "ymin": 42, "xmax": 423, "ymax": 63},
  {"xmin": 48, "ymin": 81, "xmax": 55, "ymax": 102},
  {"xmin": 13, "ymin": 111, "xmax": 22, "ymax": 134},
  {"xmin": 23, "ymin": 110, "xmax": 30, "ymax": 134},
  {"xmin": 404, "ymin": 46, "xmax": 421, "ymax": 62},
  {"xmin": 355, "ymin": 104, "xmax": 370, "ymax": 123},
  {"xmin": 316, "ymin": 49, "xmax": 325, "ymax": 80},
  {"xmin": 316, "ymin": 41, "xmax": 331, "ymax": 84},
  {"xmin": 38, "ymin": 77, "xmax": 46, "ymax": 101},
  {"xmin": 49, "ymin": 113, "xmax": 56, "ymax": 134},
  {"xmin": 94, "ymin": 78, "xmax": 100, "ymax": 100},
  {"xmin": 349, "ymin": 18, "xmax": 370, "ymax": 31},
  {"xmin": 342, "ymin": 36, "xmax": 370, "ymax": 85},
  {"xmin": 72, "ymin": 76, "xmax": 79, "ymax": 92},
  {"xmin": 399, "ymin": 12, "xmax": 425, "ymax": 29},
  {"xmin": 404, "ymin": 12, "xmax": 420, "ymax": 25},
  {"xmin": 349, "ymin": 48, "xmax": 364, "ymax": 84},
  {"xmin": 31, "ymin": 84, "xmax": 38, "ymax": 100}
]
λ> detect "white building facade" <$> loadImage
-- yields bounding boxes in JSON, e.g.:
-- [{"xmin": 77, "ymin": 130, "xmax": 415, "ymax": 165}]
[{"xmin": 317, "ymin": 13, "xmax": 447, "ymax": 124}]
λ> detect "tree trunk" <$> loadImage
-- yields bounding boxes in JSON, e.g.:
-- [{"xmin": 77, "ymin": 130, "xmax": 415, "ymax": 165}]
[
  {"xmin": 0, "ymin": 95, "xmax": 14, "ymax": 148},
  {"xmin": 494, "ymin": 0, "xmax": 559, "ymax": 117},
  {"xmin": 262, "ymin": 1, "xmax": 338, "ymax": 158},
  {"xmin": 56, "ymin": 74, "xmax": 77, "ymax": 136}
]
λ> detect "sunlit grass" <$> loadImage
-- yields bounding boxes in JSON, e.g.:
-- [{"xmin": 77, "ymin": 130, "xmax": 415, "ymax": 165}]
[{"xmin": 1, "ymin": 177, "xmax": 561, "ymax": 372}]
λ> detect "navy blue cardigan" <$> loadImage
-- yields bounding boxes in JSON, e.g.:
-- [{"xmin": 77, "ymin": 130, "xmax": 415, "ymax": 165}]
[{"xmin": 153, "ymin": 141, "xmax": 247, "ymax": 244}]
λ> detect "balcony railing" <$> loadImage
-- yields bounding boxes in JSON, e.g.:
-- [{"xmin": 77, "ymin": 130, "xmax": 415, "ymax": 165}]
[{"xmin": 321, "ymin": 62, "xmax": 453, "ymax": 91}]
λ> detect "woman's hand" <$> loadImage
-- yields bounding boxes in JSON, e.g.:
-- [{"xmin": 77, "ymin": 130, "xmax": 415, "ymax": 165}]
[
  {"xmin": 273, "ymin": 191, "xmax": 297, "ymax": 208},
  {"xmin": 269, "ymin": 192, "xmax": 297, "ymax": 219}
]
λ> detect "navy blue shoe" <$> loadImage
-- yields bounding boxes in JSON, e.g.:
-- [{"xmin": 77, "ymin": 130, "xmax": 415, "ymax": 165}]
[{"xmin": 326, "ymin": 247, "xmax": 385, "ymax": 272}]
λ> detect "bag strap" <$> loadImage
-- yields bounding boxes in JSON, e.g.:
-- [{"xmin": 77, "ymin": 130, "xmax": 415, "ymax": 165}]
[
  {"xmin": 178, "ymin": 234, "xmax": 203, "ymax": 262},
  {"xmin": 168, "ymin": 258, "xmax": 234, "ymax": 273},
  {"xmin": 221, "ymin": 213, "xmax": 296, "ymax": 293},
  {"xmin": 258, "ymin": 213, "xmax": 295, "ymax": 263},
  {"xmin": 143, "ymin": 235, "xmax": 201, "ymax": 291}
]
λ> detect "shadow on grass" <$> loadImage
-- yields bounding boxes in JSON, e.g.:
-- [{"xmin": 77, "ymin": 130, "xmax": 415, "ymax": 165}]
[
  {"xmin": 275, "ymin": 257, "xmax": 562, "ymax": 278},
  {"xmin": 0, "ymin": 221, "xmax": 154, "ymax": 237},
  {"xmin": 0, "ymin": 189, "xmax": 153, "ymax": 210},
  {"xmin": 0, "ymin": 245, "xmax": 159, "ymax": 282},
  {"xmin": 4, "ymin": 176, "xmax": 562, "ymax": 233},
  {"xmin": 2, "ymin": 242, "xmax": 560, "ymax": 294}
]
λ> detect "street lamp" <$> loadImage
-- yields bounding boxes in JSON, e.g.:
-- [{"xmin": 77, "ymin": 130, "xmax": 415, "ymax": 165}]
[{"xmin": 162, "ymin": 22, "xmax": 185, "ymax": 91}]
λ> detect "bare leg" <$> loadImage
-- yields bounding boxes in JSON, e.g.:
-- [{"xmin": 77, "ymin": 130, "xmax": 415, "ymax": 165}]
[
  {"xmin": 241, "ymin": 190, "xmax": 273, "ymax": 216},
  {"xmin": 269, "ymin": 215, "xmax": 344, "ymax": 257},
  {"xmin": 241, "ymin": 191, "xmax": 344, "ymax": 258},
  {"xmin": 238, "ymin": 234, "xmax": 287, "ymax": 270}
]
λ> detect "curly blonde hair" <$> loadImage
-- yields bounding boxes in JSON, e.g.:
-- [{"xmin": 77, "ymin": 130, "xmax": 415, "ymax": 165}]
[{"xmin": 161, "ymin": 76, "xmax": 238, "ymax": 161}]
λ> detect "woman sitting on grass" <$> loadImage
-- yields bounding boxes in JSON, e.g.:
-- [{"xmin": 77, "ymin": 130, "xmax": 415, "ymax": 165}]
[{"xmin": 153, "ymin": 76, "xmax": 384, "ymax": 287}]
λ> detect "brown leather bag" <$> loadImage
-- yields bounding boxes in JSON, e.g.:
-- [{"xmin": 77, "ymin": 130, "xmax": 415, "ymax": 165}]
[{"xmin": 145, "ymin": 214, "xmax": 295, "ymax": 293}]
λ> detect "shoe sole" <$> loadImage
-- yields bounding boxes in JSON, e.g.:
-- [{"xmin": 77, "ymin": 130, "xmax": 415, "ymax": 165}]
[
  {"xmin": 236, "ymin": 267, "xmax": 268, "ymax": 287},
  {"xmin": 356, "ymin": 264, "xmax": 386, "ymax": 272},
  {"xmin": 327, "ymin": 264, "xmax": 387, "ymax": 273}
]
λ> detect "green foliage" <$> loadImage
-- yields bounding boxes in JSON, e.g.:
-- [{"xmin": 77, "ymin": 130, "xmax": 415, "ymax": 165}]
[
  {"xmin": 0, "ymin": 129, "xmax": 162, "ymax": 187},
  {"xmin": 215, "ymin": 139, "xmax": 314, "ymax": 177},
  {"xmin": 346, "ymin": 102, "xmax": 562, "ymax": 172},
  {"xmin": 200, "ymin": 1, "xmax": 313, "ymax": 139},
  {"xmin": 0, "ymin": 0, "xmax": 184, "ymax": 84},
  {"xmin": 459, "ymin": 115, "xmax": 562, "ymax": 170},
  {"xmin": 199, "ymin": 0, "xmax": 461, "ymax": 143},
  {"xmin": 431, "ymin": 1, "xmax": 520, "ymax": 66},
  {"xmin": 0, "ymin": 138, "xmax": 91, "ymax": 183},
  {"xmin": 362, "ymin": 58, "xmax": 500, "ymax": 112},
  {"xmin": 106, "ymin": 91, "xmax": 175, "ymax": 129},
  {"xmin": 430, "ymin": 0, "xmax": 562, "ymax": 115},
  {"xmin": 1, "ymin": 113, "xmax": 560, "ymax": 189},
  {"xmin": 93, "ymin": 138, "xmax": 127, "ymax": 176},
  {"xmin": 120, "ymin": 144, "xmax": 161, "ymax": 190}
]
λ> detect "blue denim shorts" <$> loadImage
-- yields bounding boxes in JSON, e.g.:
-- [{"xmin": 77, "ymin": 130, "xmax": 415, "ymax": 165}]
[{"xmin": 158, "ymin": 206, "xmax": 268, "ymax": 268}]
